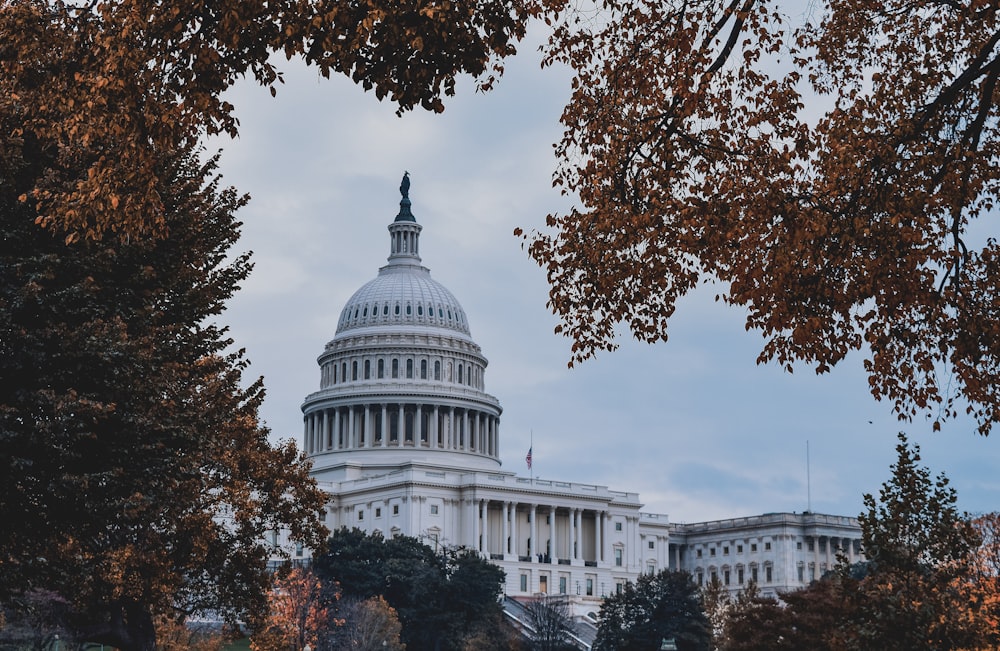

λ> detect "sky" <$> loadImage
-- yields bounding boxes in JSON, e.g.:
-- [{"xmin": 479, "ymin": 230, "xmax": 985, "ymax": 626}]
[{"xmin": 205, "ymin": 30, "xmax": 1000, "ymax": 525}]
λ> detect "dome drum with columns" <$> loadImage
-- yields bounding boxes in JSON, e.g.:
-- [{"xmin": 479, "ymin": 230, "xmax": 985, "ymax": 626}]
[{"xmin": 302, "ymin": 173, "xmax": 502, "ymax": 479}]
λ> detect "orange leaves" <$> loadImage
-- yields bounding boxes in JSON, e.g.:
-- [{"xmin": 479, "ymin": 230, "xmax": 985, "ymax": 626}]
[{"xmin": 523, "ymin": 0, "xmax": 1000, "ymax": 434}]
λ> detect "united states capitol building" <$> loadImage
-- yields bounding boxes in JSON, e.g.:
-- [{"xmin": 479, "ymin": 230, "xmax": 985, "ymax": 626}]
[{"xmin": 291, "ymin": 174, "xmax": 862, "ymax": 608}]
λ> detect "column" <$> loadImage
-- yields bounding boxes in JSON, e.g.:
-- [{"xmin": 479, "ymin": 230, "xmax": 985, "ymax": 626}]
[
  {"xmin": 530, "ymin": 504, "xmax": 538, "ymax": 560},
  {"xmin": 348, "ymin": 406, "xmax": 356, "ymax": 449},
  {"xmin": 551, "ymin": 506, "xmax": 558, "ymax": 564},
  {"xmin": 463, "ymin": 410, "xmax": 470, "ymax": 450},
  {"xmin": 397, "ymin": 403, "xmax": 405, "ymax": 446},
  {"xmin": 480, "ymin": 499, "xmax": 488, "ymax": 553},
  {"xmin": 321, "ymin": 410, "xmax": 329, "ymax": 451},
  {"xmin": 596, "ymin": 511, "xmax": 604, "ymax": 563},
  {"xmin": 303, "ymin": 416, "xmax": 309, "ymax": 452},
  {"xmin": 379, "ymin": 402, "xmax": 389, "ymax": 447},
  {"xmin": 502, "ymin": 502, "xmax": 510, "ymax": 556},
  {"xmin": 364, "ymin": 405, "xmax": 372, "ymax": 448},
  {"xmin": 572, "ymin": 509, "xmax": 580, "ymax": 561},
  {"xmin": 432, "ymin": 405, "xmax": 440, "ymax": 447},
  {"xmin": 333, "ymin": 407, "xmax": 341, "ymax": 449},
  {"xmin": 416, "ymin": 404, "xmax": 423, "ymax": 445}
]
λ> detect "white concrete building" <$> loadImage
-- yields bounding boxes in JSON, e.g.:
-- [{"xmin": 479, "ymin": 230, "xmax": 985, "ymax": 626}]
[{"xmin": 295, "ymin": 174, "xmax": 861, "ymax": 607}]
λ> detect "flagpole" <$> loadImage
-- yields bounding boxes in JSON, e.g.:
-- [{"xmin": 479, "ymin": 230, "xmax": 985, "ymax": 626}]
[{"xmin": 530, "ymin": 429, "xmax": 534, "ymax": 482}]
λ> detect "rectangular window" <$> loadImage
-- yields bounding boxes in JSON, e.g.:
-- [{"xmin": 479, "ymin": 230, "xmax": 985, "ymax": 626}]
[
  {"xmin": 765, "ymin": 542, "xmax": 772, "ymax": 551},
  {"xmin": 647, "ymin": 563, "xmax": 656, "ymax": 574},
  {"xmin": 797, "ymin": 565, "xmax": 804, "ymax": 582},
  {"xmin": 614, "ymin": 548, "xmax": 623, "ymax": 567},
  {"xmin": 723, "ymin": 546, "xmax": 729, "ymax": 555},
  {"xmin": 710, "ymin": 548, "xmax": 716, "ymax": 557},
  {"xmin": 697, "ymin": 549, "xmax": 703, "ymax": 559},
  {"xmin": 539, "ymin": 575, "xmax": 548, "ymax": 594},
  {"xmin": 559, "ymin": 576, "xmax": 567, "ymax": 594},
  {"xmin": 752, "ymin": 566, "xmax": 759, "ymax": 583},
  {"xmin": 737, "ymin": 544, "xmax": 743, "ymax": 554},
  {"xmin": 808, "ymin": 540, "xmax": 814, "ymax": 552},
  {"xmin": 586, "ymin": 578, "xmax": 593, "ymax": 596},
  {"xmin": 738, "ymin": 568, "xmax": 744, "ymax": 584},
  {"xmin": 697, "ymin": 572, "xmax": 703, "ymax": 586},
  {"xmin": 616, "ymin": 582, "xmax": 623, "ymax": 595},
  {"xmin": 615, "ymin": 522, "xmax": 622, "ymax": 531},
  {"xmin": 648, "ymin": 540, "xmax": 655, "ymax": 550},
  {"xmin": 766, "ymin": 566, "xmax": 773, "ymax": 583},
  {"xmin": 393, "ymin": 505, "xmax": 399, "ymax": 515},
  {"xmin": 520, "ymin": 574, "xmax": 528, "ymax": 592},
  {"xmin": 724, "ymin": 570, "xmax": 730, "ymax": 585},
  {"xmin": 358, "ymin": 510, "xmax": 364, "ymax": 521},
  {"xmin": 375, "ymin": 508, "xmax": 381, "ymax": 518},
  {"xmin": 430, "ymin": 504, "xmax": 439, "ymax": 515},
  {"xmin": 797, "ymin": 541, "xmax": 802, "ymax": 550},
  {"xmin": 751, "ymin": 543, "xmax": 758, "ymax": 553},
  {"xmin": 295, "ymin": 542, "xmax": 304, "ymax": 557}
]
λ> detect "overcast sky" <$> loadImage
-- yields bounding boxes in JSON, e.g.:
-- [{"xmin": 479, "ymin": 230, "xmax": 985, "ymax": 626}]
[{"xmin": 205, "ymin": 31, "xmax": 1000, "ymax": 525}]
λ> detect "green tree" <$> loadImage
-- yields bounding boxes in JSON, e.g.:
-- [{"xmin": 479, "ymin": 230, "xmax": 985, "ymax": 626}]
[
  {"xmin": 312, "ymin": 528, "xmax": 506, "ymax": 651},
  {"xmin": 0, "ymin": 138, "xmax": 327, "ymax": 651},
  {"xmin": 593, "ymin": 570, "xmax": 710, "ymax": 651},
  {"xmin": 522, "ymin": 0, "xmax": 1000, "ymax": 435},
  {"xmin": 841, "ymin": 433, "xmax": 983, "ymax": 650}
]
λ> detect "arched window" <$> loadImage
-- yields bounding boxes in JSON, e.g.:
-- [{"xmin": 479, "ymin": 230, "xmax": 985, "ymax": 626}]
[
  {"xmin": 394, "ymin": 304, "xmax": 400, "ymax": 316},
  {"xmin": 352, "ymin": 361, "xmax": 358, "ymax": 381},
  {"xmin": 362, "ymin": 306, "xmax": 368, "ymax": 317},
  {"xmin": 364, "ymin": 359, "xmax": 371, "ymax": 380},
  {"xmin": 377, "ymin": 358, "xmax": 385, "ymax": 379},
  {"xmin": 406, "ymin": 359, "xmax": 413, "ymax": 379},
  {"xmin": 458, "ymin": 364, "xmax": 463, "ymax": 384},
  {"xmin": 383, "ymin": 304, "xmax": 389, "ymax": 316},
  {"xmin": 417, "ymin": 305, "xmax": 423, "ymax": 316},
  {"xmin": 434, "ymin": 360, "xmax": 441, "ymax": 380},
  {"xmin": 332, "ymin": 364, "xmax": 337, "ymax": 385},
  {"xmin": 392, "ymin": 359, "xmax": 399, "ymax": 379},
  {"xmin": 406, "ymin": 304, "xmax": 412, "ymax": 316},
  {"xmin": 341, "ymin": 362, "xmax": 347, "ymax": 383},
  {"xmin": 420, "ymin": 359, "xmax": 428, "ymax": 379}
]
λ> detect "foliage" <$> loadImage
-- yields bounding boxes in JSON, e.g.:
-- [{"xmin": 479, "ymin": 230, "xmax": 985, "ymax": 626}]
[
  {"xmin": 0, "ymin": 137, "xmax": 328, "ymax": 651},
  {"xmin": 593, "ymin": 570, "xmax": 710, "ymax": 651},
  {"xmin": 698, "ymin": 576, "xmax": 729, "ymax": 650},
  {"xmin": 326, "ymin": 596, "xmax": 404, "ymax": 651},
  {"xmin": 153, "ymin": 616, "xmax": 227, "ymax": 651},
  {"xmin": 716, "ymin": 583, "xmax": 790, "ymax": 651},
  {"xmin": 521, "ymin": 0, "xmax": 1000, "ymax": 434},
  {"xmin": 251, "ymin": 568, "xmax": 331, "ymax": 651},
  {"xmin": 312, "ymin": 528, "xmax": 506, "ymax": 651},
  {"xmin": 0, "ymin": 0, "xmax": 562, "ymax": 243},
  {"xmin": 844, "ymin": 434, "xmax": 981, "ymax": 650},
  {"xmin": 0, "ymin": 590, "xmax": 71, "ymax": 651},
  {"xmin": 523, "ymin": 595, "xmax": 575, "ymax": 651}
]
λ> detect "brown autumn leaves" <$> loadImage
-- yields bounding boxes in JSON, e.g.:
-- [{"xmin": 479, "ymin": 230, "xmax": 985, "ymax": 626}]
[{"xmin": 4, "ymin": 0, "xmax": 1000, "ymax": 433}]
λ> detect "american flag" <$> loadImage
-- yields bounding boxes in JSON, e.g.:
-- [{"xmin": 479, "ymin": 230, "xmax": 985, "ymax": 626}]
[{"xmin": 525, "ymin": 446, "xmax": 532, "ymax": 470}]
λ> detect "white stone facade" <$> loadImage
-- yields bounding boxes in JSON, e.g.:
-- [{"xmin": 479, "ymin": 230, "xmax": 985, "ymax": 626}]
[{"xmin": 291, "ymin": 176, "xmax": 861, "ymax": 610}]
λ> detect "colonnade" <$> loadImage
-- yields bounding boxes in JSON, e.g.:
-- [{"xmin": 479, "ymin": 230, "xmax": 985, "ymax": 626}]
[
  {"xmin": 466, "ymin": 499, "xmax": 615, "ymax": 566},
  {"xmin": 304, "ymin": 403, "xmax": 499, "ymax": 457}
]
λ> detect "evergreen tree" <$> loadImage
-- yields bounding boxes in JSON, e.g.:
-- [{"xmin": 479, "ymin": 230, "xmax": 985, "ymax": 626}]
[
  {"xmin": 593, "ymin": 570, "xmax": 710, "ymax": 651},
  {"xmin": 0, "ymin": 137, "xmax": 327, "ymax": 651}
]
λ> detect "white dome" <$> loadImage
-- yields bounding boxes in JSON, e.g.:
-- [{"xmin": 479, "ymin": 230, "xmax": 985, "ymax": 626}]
[{"xmin": 335, "ymin": 263, "xmax": 471, "ymax": 336}]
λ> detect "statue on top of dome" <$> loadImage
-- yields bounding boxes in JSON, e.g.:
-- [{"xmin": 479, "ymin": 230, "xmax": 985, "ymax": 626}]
[{"xmin": 400, "ymin": 171, "xmax": 410, "ymax": 199}]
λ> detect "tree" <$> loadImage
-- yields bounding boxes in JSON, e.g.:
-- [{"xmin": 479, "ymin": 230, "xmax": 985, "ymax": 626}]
[
  {"xmin": 698, "ymin": 576, "xmax": 729, "ymax": 650},
  {"xmin": 0, "ymin": 137, "xmax": 328, "ymax": 651},
  {"xmin": 523, "ymin": 595, "xmax": 575, "ymax": 651},
  {"xmin": 841, "ymin": 433, "xmax": 984, "ymax": 650},
  {"xmin": 716, "ymin": 584, "xmax": 791, "ymax": 651},
  {"xmin": 521, "ymin": 0, "xmax": 1000, "ymax": 434},
  {"xmin": 593, "ymin": 570, "xmax": 710, "ymax": 651},
  {"xmin": 0, "ymin": 0, "xmax": 559, "ymax": 243},
  {"xmin": 312, "ymin": 528, "xmax": 507, "ymax": 651},
  {"xmin": 327, "ymin": 596, "xmax": 404, "ymax": 651},
  {"xmin": 252, "ymin": 567, "xmax": 331, "ymax": 651}
]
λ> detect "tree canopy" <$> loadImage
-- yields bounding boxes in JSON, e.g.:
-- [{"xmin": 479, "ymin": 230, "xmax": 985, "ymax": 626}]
[
  {"xmin": 0, "ymin": 0, "xmax": 556, "ymax": 243},
  {"xmin": 593, "ymin": 569, "xmax": 711, "ymax": 651},
  {"xmin": 312, "ymin": 528, "xmax": 509, "ymax": 651},
  {"xmin": 0, "ymin": 137, "xmax": 328, "ymax": 651},
  {"xmin": 521, "ymin": 0, "xmax": 1000, "ymax": 434}
]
